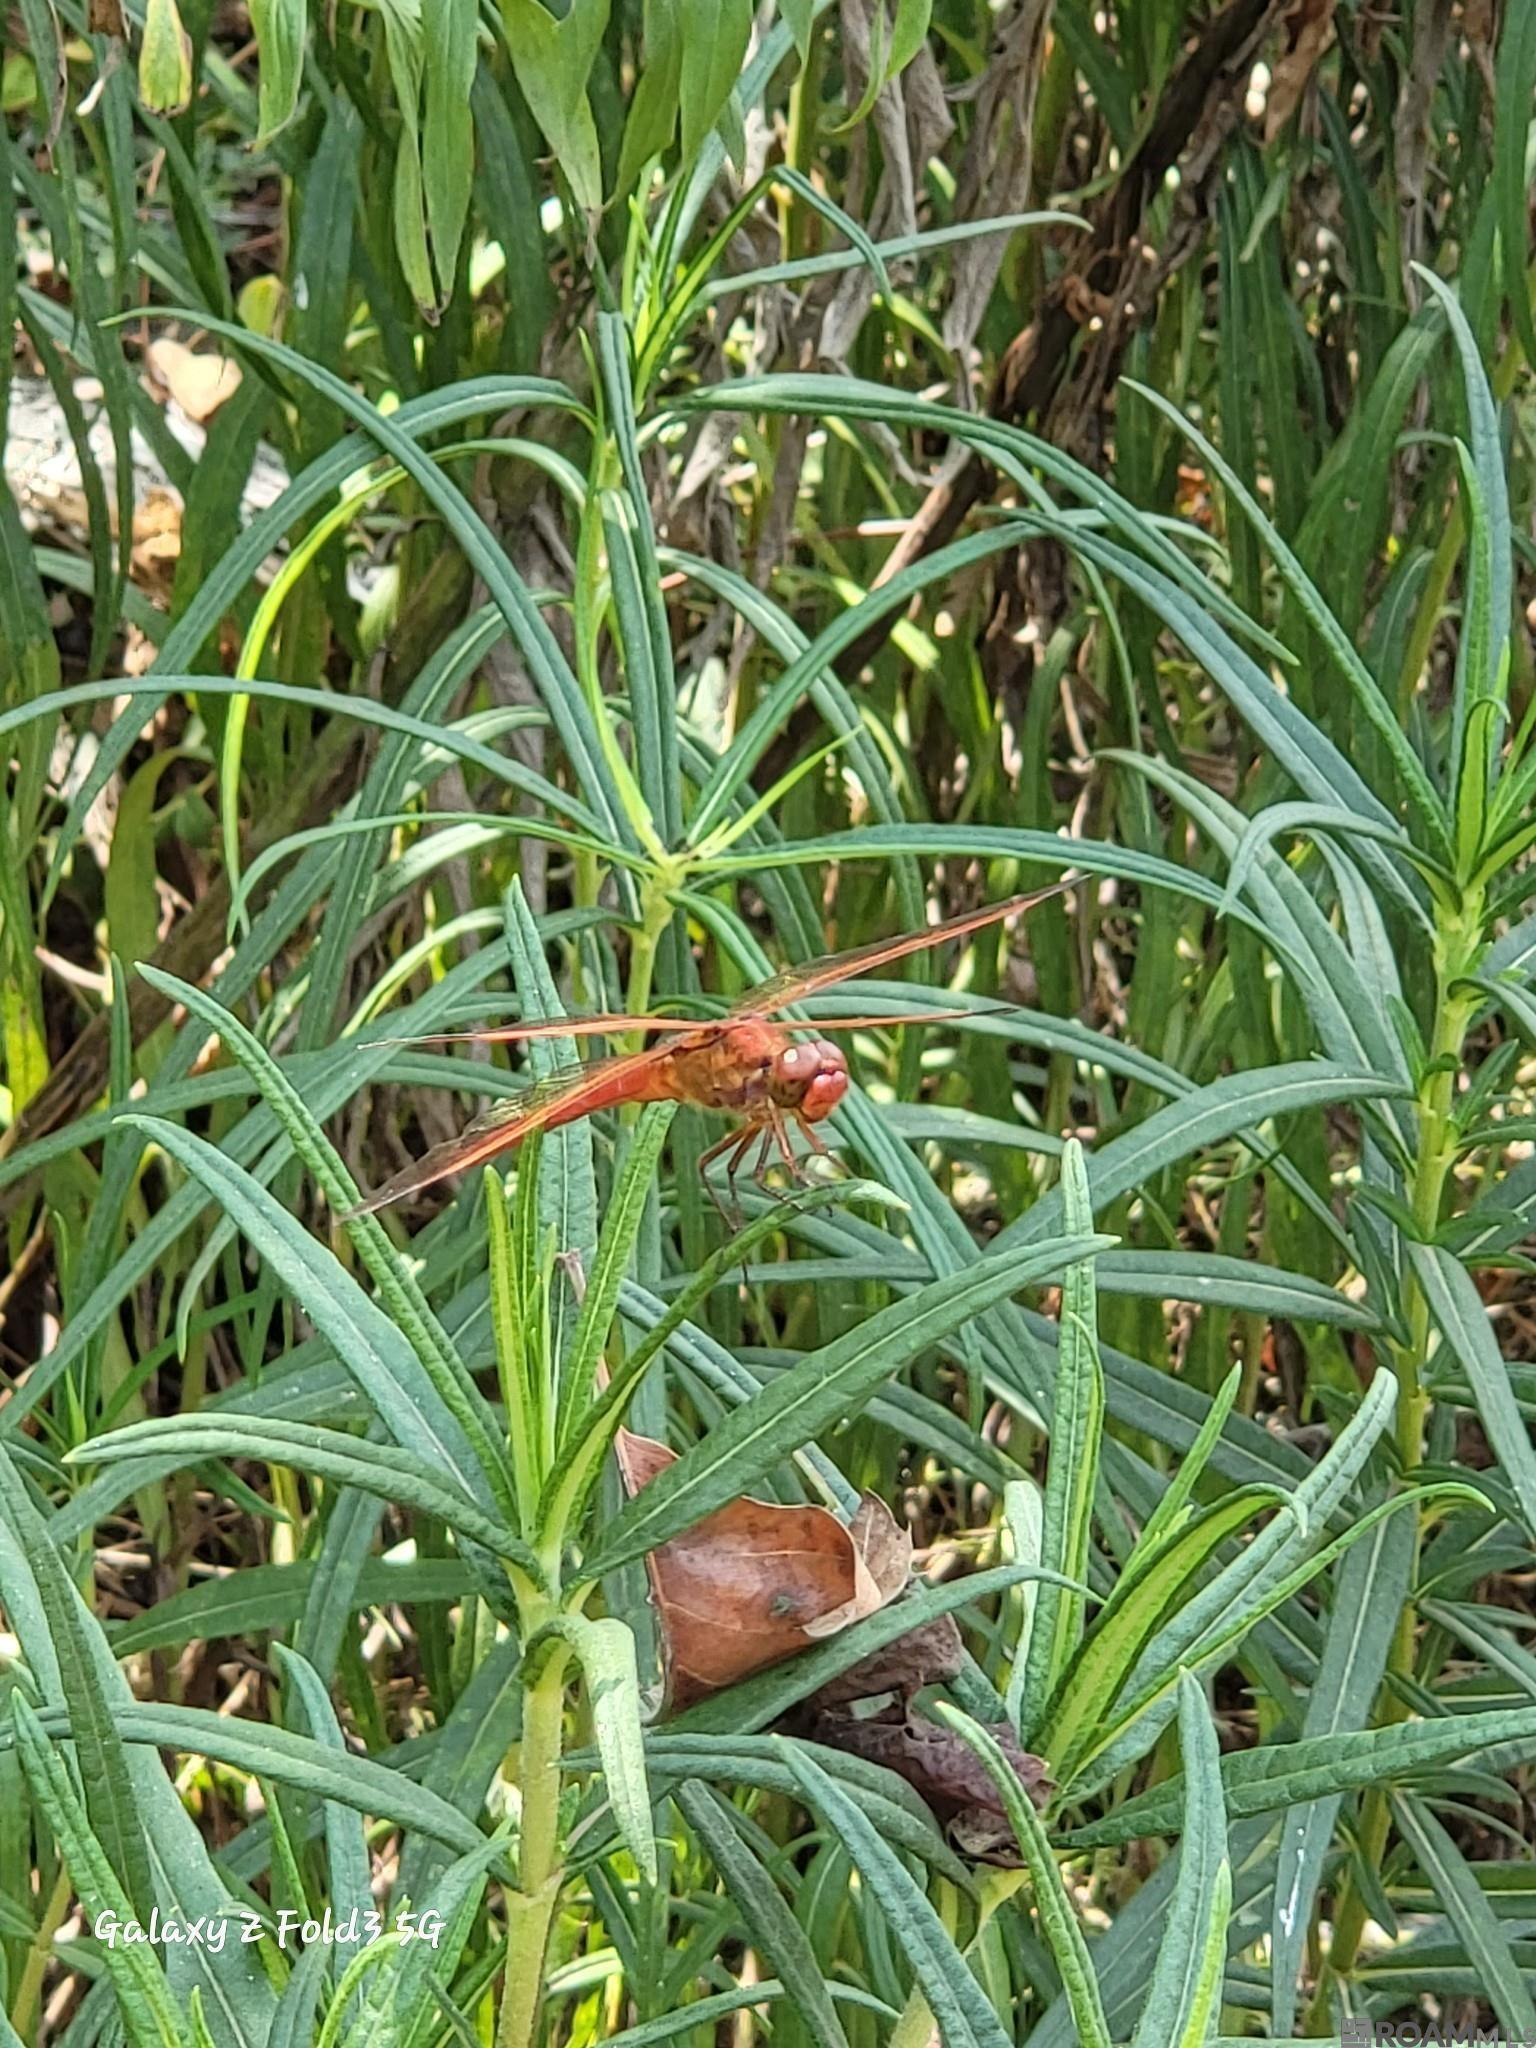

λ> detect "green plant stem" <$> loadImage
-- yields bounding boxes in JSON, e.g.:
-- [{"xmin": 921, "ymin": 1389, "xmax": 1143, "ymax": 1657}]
[
  {"xmin": 497, "ymin": 1636, "xmax": 570, "ymax": 2048},
  {"xmin": 1310, "ymin": 903, "xmax": 1481, "ymax": 2023},
  {"xmin": 622, "ymin": 876, "xmax": 677, "ymax": 1029},
  {"xmin": 10, "ymin": 1862, "xmax": 72, "ymax": 2039}
]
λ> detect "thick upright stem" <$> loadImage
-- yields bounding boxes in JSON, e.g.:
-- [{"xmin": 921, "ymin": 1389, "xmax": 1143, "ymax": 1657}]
[
  {"xmin": 1310, "ymin": 906, "xmax": 1481, "ymax": 2024},
  {"xmin": 497, "ymin": 1641, "xmax": 569, "ymax": 2048}
]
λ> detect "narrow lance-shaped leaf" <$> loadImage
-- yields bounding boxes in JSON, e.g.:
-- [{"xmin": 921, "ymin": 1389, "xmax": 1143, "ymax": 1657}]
[
  {"xmin": 1392, "ymin": 1792, "xmax": 1536, "ymax": 2037},
  {"xmin": 1130, "ymin": 1673, "xmax": 1231, "ymax": 2048},
  {"xmin": 101, "ymin": 1113, "xmax": 510, "ymax": 1525},
  {"xmin": 557, "ymin": 1103, "xmax": 677, "ymax": 1447},
  {"xmin": 503, "ymin": 878, "xmax": 600, "ymax": 1344},
  {"xmin": 1411, "ymin": 1241, "xmax": 1536, "ymax": 1540},
  {"xmin": 248, "ymin": 0, "xmax": 305, "ymax": 140},
  {"xmin": 1019, "ymin": 1140, "xmax": 1103, "ymax": 1741},
  {"xmin": 500, "ymin": 0, "xmax": 610, "ymax": 215},
  {"xmin": 1039, "ymin": 1487, "xmax": 1285, "ymax": 1774},
  {"xmin": 1269, "ymin": 1507, "xmax": 1414, "ymax": 2034},
  {"xmin": 272, "ymin": 1648, "xmax": 373, "ymax": 1960},
  {"xmin": 421, "ymin": 0, "xmax": 478, "ymax": 300},
  {"xmin": 932, "ymin": 1704, "xmax": 1112, "ymax": 2048},
  {"xmin": 0, "ymin": 1442, "xmax": 156, "ymax": 1924},
  {"xmin": 6, "ymin": 1700, "xmax": 506, "ymax": 1865},
  {"xmin": 779, "ymin": 1740, "xmax": 1015, "ymax": 2048},
  {"xmin": 1004, "ymin": 1479, "xmax": 1044, "ymax": 1732},
  {"xmin": 545, "ymin": 1180, "xmax": 903, "ymax": 1545},
  {"xmin": 528, "ymin": 1615, "xmax": 656, "ymax": 1882},
  {"xmin": 10, "ymin": 1698, "xmax": 191, "ymax": 2048},
  {"xmin": 677, "ymin": 1782, "xmax": 851, "ymax": 2048},
  {"xmin": 579, "ymin": 1233, "xmax": 1113, "ymax": 1578},
  {"xmin": 134, "ymin": 962, "xmax": 515, "ymax": 1522},
  {"xmin": 68, "ymin": 1413, "xmax": 548, "ymax": 1586}
]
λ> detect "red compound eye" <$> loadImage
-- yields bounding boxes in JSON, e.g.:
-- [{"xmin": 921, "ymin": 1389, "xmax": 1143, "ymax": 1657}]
[{"xmin": 801, "ymin": 1067, "xmax": 848, "ymax": 1120}]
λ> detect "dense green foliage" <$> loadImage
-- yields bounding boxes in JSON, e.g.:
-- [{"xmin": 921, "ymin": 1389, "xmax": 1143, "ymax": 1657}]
[{"xmin": 3, "ymin": 0, "xmax": 1536, "ymax": 2042}]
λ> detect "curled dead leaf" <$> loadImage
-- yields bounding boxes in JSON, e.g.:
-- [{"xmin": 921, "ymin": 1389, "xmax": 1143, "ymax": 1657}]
[
  {"xmin": 1264, "ymin": 0, "xmax": 1336, "ymax": 142},
  {"xmin": 805, "ymin": 1703, "xmax": 1051, "ymax": 1867},
  {"xmin": 806, "ymin": 1611, "xmax": 966, "ymax": 1706},
  {"xmin": 616, "ymin": 1428, "xmax": 913, "ymax": 1711},
  {"xmin": 613, "ymin": 1421, "xmax": 1040, "ymax": 1862}
]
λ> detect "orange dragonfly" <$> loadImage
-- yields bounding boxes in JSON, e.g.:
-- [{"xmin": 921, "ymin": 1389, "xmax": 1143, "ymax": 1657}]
[{"xmin": 345, "ymin": 877, "xmax": 1075, "ymax": 1220}]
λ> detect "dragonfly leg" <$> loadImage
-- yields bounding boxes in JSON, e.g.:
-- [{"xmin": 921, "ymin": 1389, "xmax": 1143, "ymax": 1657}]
[
  {"xmin": 793, "ymin": 1112, "xmax": 831, "ymax": 1159},
  {"xmin": 698, "ymin": 1124, "xmax": 759, "ymax": 1229},
  {"xmin": 757, "ymin": 1103, "xmax": 806, "ymax": 1186}
]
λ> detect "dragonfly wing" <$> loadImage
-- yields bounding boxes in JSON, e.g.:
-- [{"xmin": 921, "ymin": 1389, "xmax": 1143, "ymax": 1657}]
[
  {"xmin": 731, "ymin": 876, "xmax": 1078, "ymax": 1017},
  {"xmin": 782, "ymin": 1006, "xmax": 993, "ymax": 1030},
  {"xmin": 342, "ymin": 1046, "xmax": 670, "ymax": 1216},
  {"xmin": 370, "ymin": 1013, "xmax": 709, "ymax": 1048}
]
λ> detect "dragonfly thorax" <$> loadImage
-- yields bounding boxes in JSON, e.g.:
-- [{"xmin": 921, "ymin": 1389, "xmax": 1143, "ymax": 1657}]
[{"xmin": 770, "ymin": 1038, "xmax": 849, "ymax": 1121}]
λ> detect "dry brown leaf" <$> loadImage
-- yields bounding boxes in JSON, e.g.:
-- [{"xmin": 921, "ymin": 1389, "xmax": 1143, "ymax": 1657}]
[
  {"xmin": 145, "ymin": 338, "xmax": 242, "ymax": 423},
  {"xmin": 805, "ymin": 1704, "xmax": 1051, "ymax": 1865},
  {"xmin": 1264, "ymin": 0, "xmax": 1336, "ymax": 142},
  {"xmin": 801, "ymin": 1491, "xmax": 911, "ymax": 1638},
  {"xmin": 616, "ymin": 1428, "xmax": 911, "ymax": 1711},
  {"xmin": 807, "ymin": 1612, "xmax": 966, "ymax": 1707}
]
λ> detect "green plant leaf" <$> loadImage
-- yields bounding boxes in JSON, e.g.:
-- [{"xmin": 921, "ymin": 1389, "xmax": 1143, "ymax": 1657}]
[
  {"xmin": 531, "ymin": 1615, "xmax": 656, "ymax": 1882},
  {"xmin": 1269, "ymin": 1508, "xmax": 1414, "ymax": 2034},
  {"xmin": 1411, "ymin": 1241, "xmax": 1536, "ymax": 1538},
  {"xmin": 70, "ymin": 1413, "xmax": 545, "ymax": 1583},
  {"xmin": 500, "ymin": 0, "xmax": 610, "ymax": 215},
  {"xmin": 556, "ymin": 1103, "xmax": 677, "ymax": 1451},
  {"xmin": 678, "ymin": 0, "xmax": 750, "ymax": 165},
  {"xmin": 1019, "ymin": 1140, "xmax": 1103, "ymax": 1739},
  {"xmin": 1061, "ymin": 1704, "xmax": 1536, "ymax": 1849},
  {"xmin": 7, "ymin": 1701, "xmax": 506, "ymax": 1867},
  {"xmin": 10, "ymin": 1698, "xmax": 191, "ymax": 2048},
  {"xmin": 248, "ymin": 0, "xmax": 305, "ymax": 141},
  {"xmin": 1039, "ymin": 1487, "xmax": 1282, "ymax": 1772},
  {"xmin": 544, "ymin": 1180, "xmax": 901, "ymax": 1545},
  {"xmin": 1392, "ymin": 1791, "xmax": 1536, "ymax": 2035},
  {"xmin": 105, "ymin": 1558, "xmax": 470, "ymax": 1658},
  {"xmin": 997, "ymin": 1065, "xmax": 1408, "ymax": 1253},
  {"xmin": 617, "ymin": 0, "xmax": 683, "ymax": 191},
  {"xmin": 272, "ymin": 1648, "xmax": 373, "ymax": 1961},
  {"xmin": 1494, "ymin": 0, "xmax": 1536, "ymax": 367},
  {"xmin": 0, "ymin": 1442, "xmax": 156, "ymax": 1923},
  {"xmin": 934, "ymin": 1704, "xmax": 1112, "ymax": 2047},
  {"xmin": 1129, "ymin": 1674, "xmax": 1230, "ymax": 2048},
  {"xmin": 780, "ymin": 1741, "xmax": 1014, "ymax": 2048},
  {"xmin": 629, "ymin": 1734, "xmax": 970, "ymax": 1886},
  {"xmin": 422, "ymin": 0, "xmax": 479, "ymax": 300},
  {"xmin": 578, "ymin": 1232, "xmax": 1112, "ymax": 1578},
  {"xmin": 677, "ymin": 1781, "xmax": 851, "ymax": 2048},
  {"xmin": 134, "ymin": 963, "xmax": 515, "ymax": 1520}
]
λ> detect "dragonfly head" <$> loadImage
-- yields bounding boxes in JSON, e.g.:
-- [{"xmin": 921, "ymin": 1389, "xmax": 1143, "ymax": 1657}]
[{"xmin": 771, "ymin": 1039, "xmax": 848, "ymax": 1121}]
